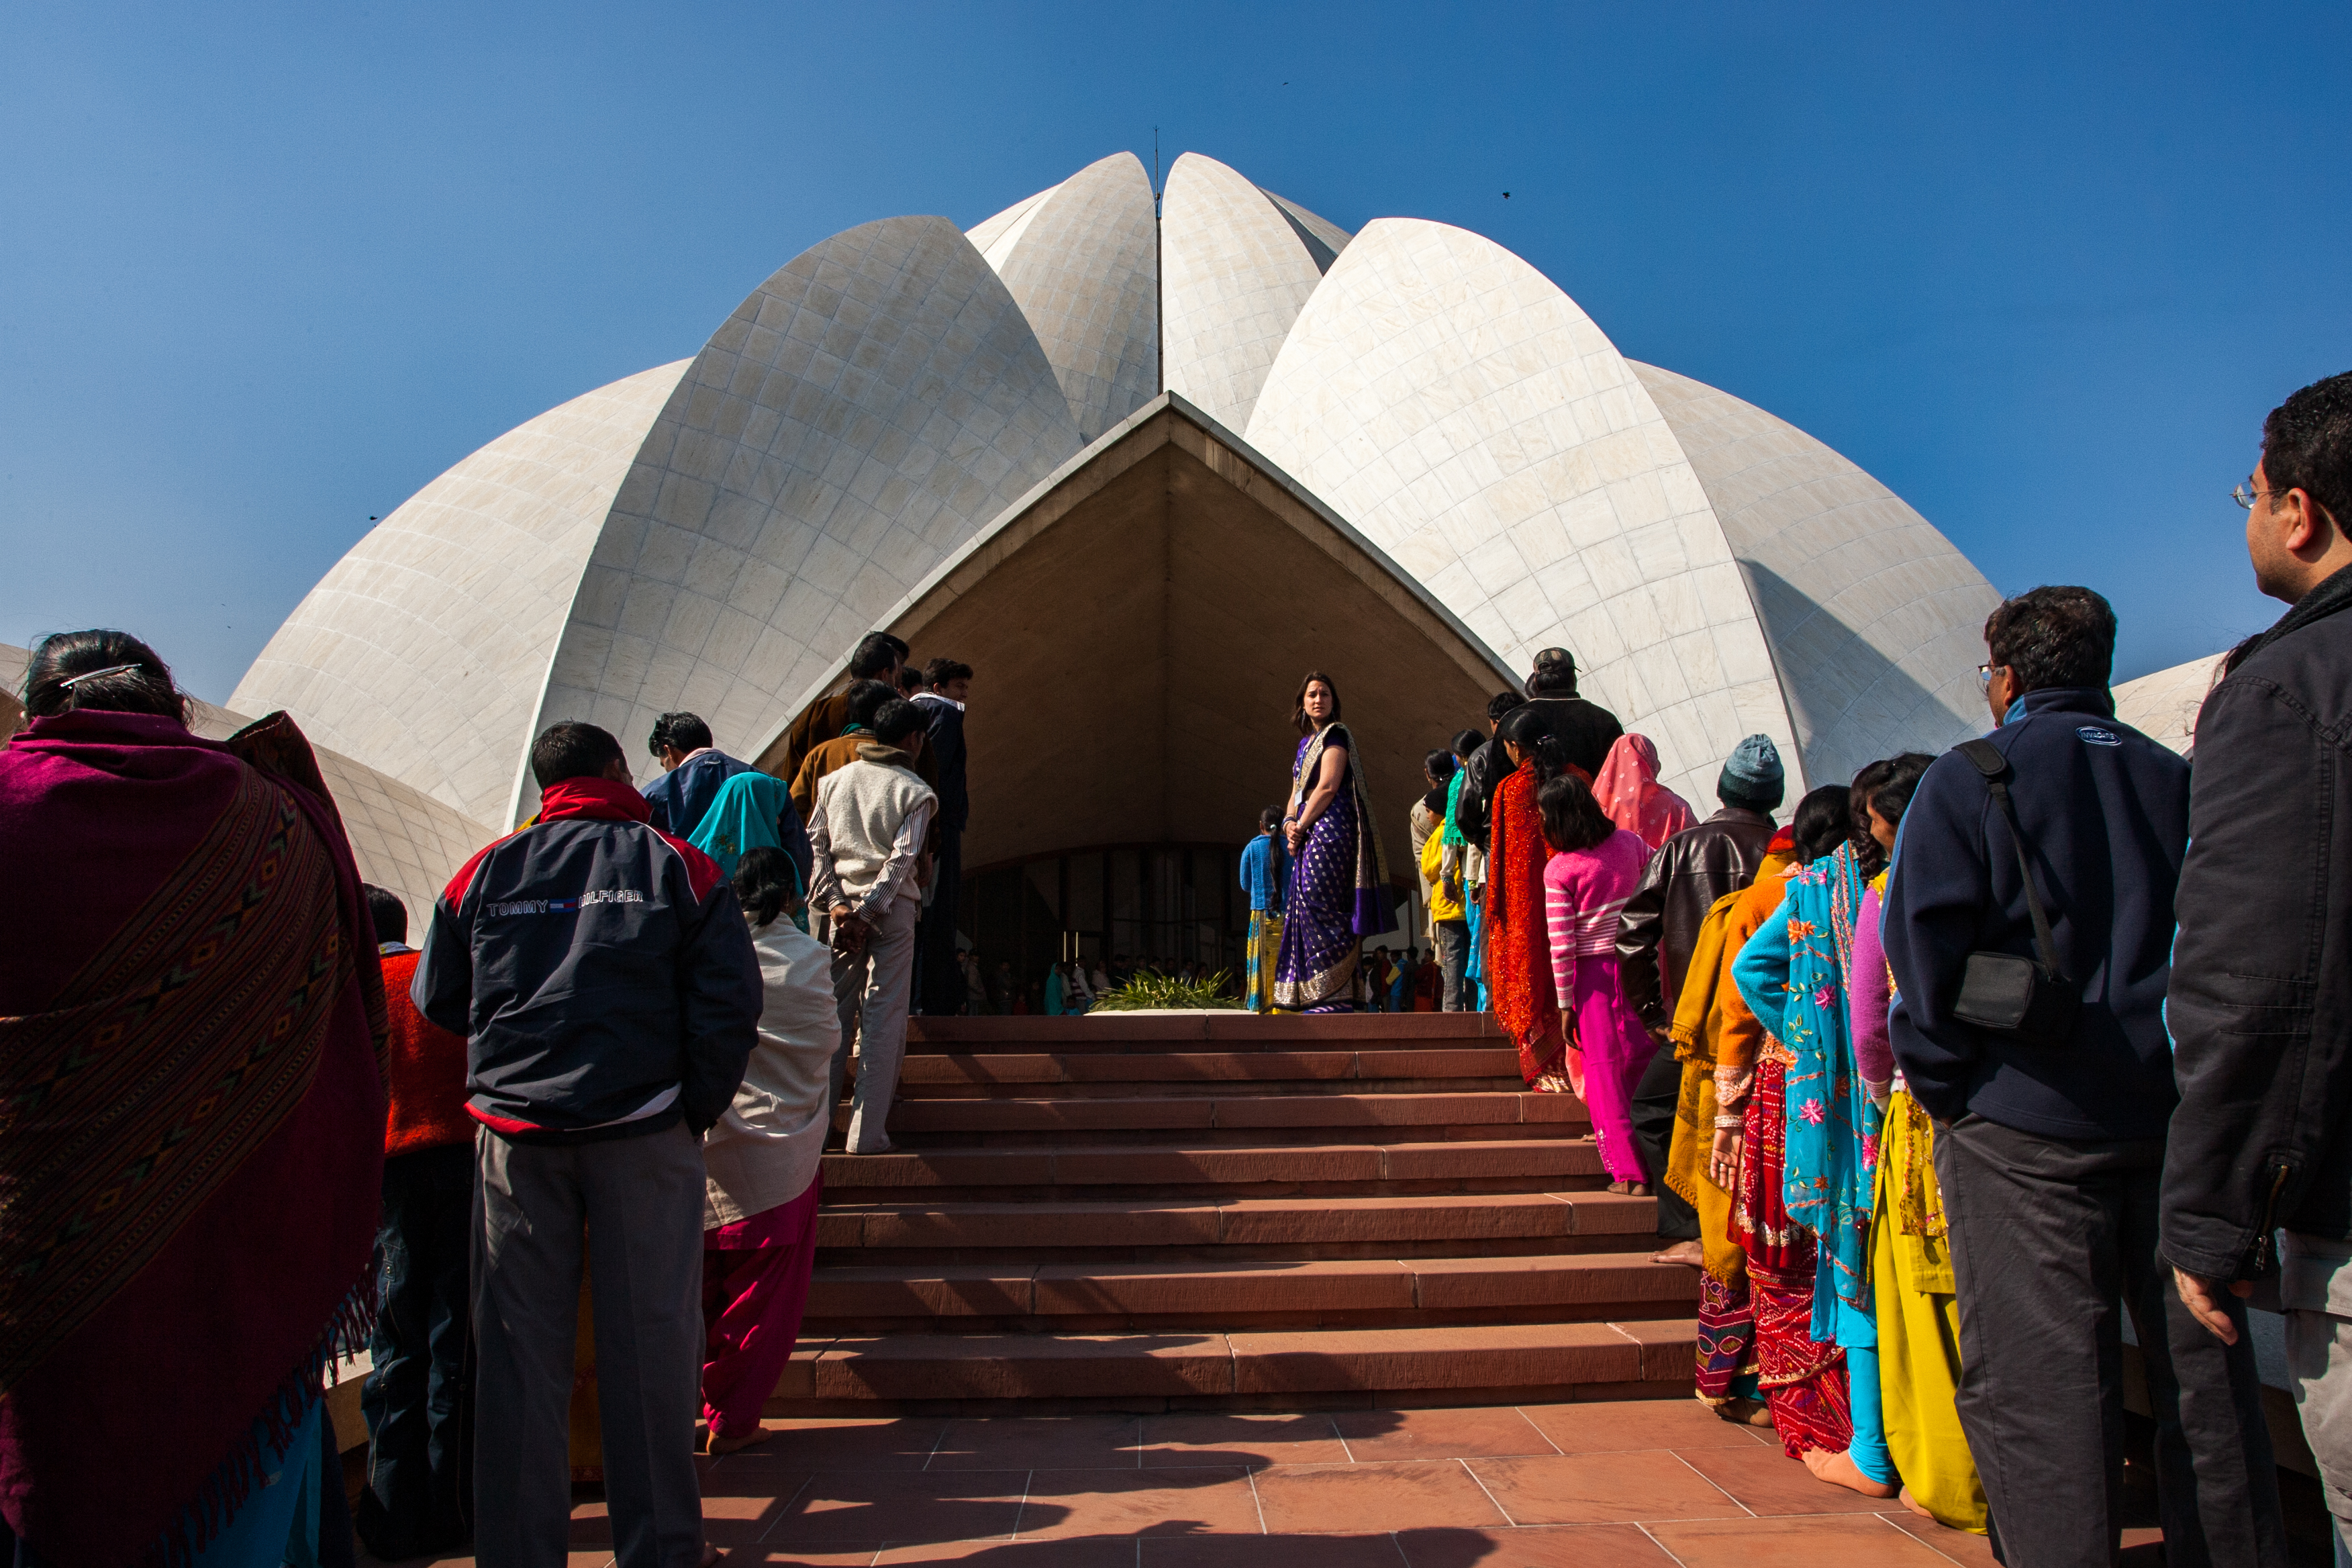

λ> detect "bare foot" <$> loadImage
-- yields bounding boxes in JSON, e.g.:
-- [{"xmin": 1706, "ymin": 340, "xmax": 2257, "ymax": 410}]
[
  {"xmin": 699, "ymin": 1544, "xmax": 724, "ymax": 1567},
  {"xmin": 1715, "ymin": 1395, "xmax": 1772, "ymax": 1427},
  {"xmin": 706, "ymin": 1424, "xmax": 775, "ymax": 1455},
  {"xmin": 1800, "ymin": 1445, "xmax": 1900, "ymax": 1498},
  {"xmin": 1900, "ymin": 1485, "xmax": 1932, "ymax": 1519},
  {"xmin": 1650, "ymin": 1239, "xmax": 1706, "ymax": 1267}
]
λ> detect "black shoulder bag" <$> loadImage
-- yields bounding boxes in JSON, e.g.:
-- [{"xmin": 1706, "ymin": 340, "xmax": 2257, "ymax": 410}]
[{"xmin": 1949, "ymin": 738, "xmax": 2081, "ymax": 1048}]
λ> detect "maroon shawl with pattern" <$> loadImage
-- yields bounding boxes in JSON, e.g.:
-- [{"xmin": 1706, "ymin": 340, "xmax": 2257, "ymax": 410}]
[{"xmin": 0, "ymin": 709, "xmax": 385, "ymax": 1567}]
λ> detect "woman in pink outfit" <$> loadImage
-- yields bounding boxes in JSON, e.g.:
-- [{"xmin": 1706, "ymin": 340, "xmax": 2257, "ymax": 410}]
[
  {"xmin": 1539, "ymin": 771, "xmax": 1662, "ymax": 1192},
  {"xmin": 1592, "ymin": 732, "xmax": 1698, "ymax": 850}
]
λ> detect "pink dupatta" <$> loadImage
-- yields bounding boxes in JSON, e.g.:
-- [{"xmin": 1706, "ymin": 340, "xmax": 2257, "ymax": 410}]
[{"xmin": 1594, "ymin": 733, "xmax": 1698, "ymax": 850}]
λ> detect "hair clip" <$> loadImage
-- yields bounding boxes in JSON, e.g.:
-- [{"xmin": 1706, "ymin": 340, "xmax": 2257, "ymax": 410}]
[{"xmin": 58, "ymin": 663, "xmax": 141, "ymax": 688}]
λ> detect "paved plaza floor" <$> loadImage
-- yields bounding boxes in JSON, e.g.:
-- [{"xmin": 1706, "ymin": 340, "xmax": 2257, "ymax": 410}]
[{"xmin": 375, "ymin": 1401, "xmax": 2067, "ymax": 1567}]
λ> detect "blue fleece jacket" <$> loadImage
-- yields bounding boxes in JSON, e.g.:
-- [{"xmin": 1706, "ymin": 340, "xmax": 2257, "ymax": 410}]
[{"xmin": 1882, "ymin": 685, "xmax": 2190, "ymax": 1142}]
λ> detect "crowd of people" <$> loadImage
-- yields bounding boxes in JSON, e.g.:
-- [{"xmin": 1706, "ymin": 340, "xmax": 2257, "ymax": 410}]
[{"xmin": 10, "ymin": 372, "xmax": 2352, "ymax": 1567}]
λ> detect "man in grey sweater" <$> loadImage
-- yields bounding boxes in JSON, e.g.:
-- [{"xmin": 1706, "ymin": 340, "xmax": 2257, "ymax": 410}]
[{"xmin": 808, "ymin": 699, "xmax": 938, "ymax": 1155}]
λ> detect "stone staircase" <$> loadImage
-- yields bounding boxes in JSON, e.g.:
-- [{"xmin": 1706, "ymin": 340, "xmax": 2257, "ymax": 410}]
[{"xmin": 770, "ymin": 1012, "xmax": 1700, "ymax": 1415}]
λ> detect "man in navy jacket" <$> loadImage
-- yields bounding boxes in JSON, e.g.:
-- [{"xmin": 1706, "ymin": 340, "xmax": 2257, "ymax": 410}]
[
  {"xmin": 1884, "ymin": 587, "xmax": 2282, "ymax": 1565},
  {"xmin": 642, "ymin": 709, "xmax": 812, "ymax": 895},
  {"xmin": 415, "ymin": 720, "xmax": 759, "ymax": 1568}
]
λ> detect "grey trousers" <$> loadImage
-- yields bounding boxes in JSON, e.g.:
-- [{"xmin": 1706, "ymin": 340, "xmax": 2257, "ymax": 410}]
[
  {"xmin": 473, "ymin": 1122, "xmax": 707, "ymax": 1568},
  {"xmin": 830, "ymin": 897, "xmax": 918, "ymax": 1153},
  {"xmin": 1935, "ymin": 1114, "xmax": 2284, "ymax": 1567},
  {"xmin": 2283, "ymin": 1230, "xmax": 2352, "ymax": 1536},
  {"xmin": 1433, "ymin": 920, "xmax": 1471, "ymax": 1012}
]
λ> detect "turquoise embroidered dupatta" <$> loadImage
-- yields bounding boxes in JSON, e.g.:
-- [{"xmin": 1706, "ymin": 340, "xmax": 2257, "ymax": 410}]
[{"xmin": 1774, "ymin": 842, "xmax": 1881, "ymax": 1337}]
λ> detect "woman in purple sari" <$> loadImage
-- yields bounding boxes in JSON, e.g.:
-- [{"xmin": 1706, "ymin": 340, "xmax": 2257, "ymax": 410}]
[{"xmin": 1272, "ymin": 672, "xmax": 1396, "ymax": 1012}]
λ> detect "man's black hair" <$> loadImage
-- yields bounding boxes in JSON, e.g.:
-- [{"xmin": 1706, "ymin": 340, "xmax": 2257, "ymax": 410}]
[
  {"xmin": 846, "ymin": 679, "xmax": 899, "ymax": 728},
  {"xmin": 871, "ymin": 698, "xmax": 926, "ymax": 747},
  {"xmin": 1524, "ymin": 647, "xmax": 1578, "ymax": 697},
  {"xmin": 925, "ymin": 656, "xmax": 973, "ymax": 687},
  {"xmin": 2262, "ymin": 371, "xmax": 2352, "ymax": 534},
  {"xmin": 362, "ymin": 883, "xmax": 408, "ymax": 946},
  {"xmin": 1986, "ymin": 585, "xmax": 2116, "ymax": 695},
  {"xmin": 1485, "ymin": 689, "xmax": 1527, "ymax": 724},
  {"xmin": 847, "ymin": 632, "xmax": 909, "ymax": 679},
  {"xmin": 531, "ymin": 721, "xmax": 626, "ymax": 789},
  {"xmin": 646, "ymin": 711, "xmax": 714, "ymax": 758}
]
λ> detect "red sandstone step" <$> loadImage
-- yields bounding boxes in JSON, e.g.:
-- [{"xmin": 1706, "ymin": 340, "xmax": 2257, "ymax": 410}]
[
  {"xmin": 817, "ymin": 1138, "xmax": 1606, "ymax": 1199},
  {"xmin": 803, "ymin": 1251, "xmax": 1702, "ymax": 1324},
  {"xmin": 814, "ymin": 1190, "xmax": 1657, "ymax": 1252},
  {"xmin": 773, "ymin": 1318, "xmax": 1697, "ymax": 1405},
  {"xmin": 853, "ymin": 1091, "xmax": 1589, "ymax": 1140},
  {"xmin": 904, "ymin": 1013, "xmax": 1506, "ymax": 1053},
  {"xmin": 891, "ymin": 1048, "xmax": 1522, "ymax": 1096}
]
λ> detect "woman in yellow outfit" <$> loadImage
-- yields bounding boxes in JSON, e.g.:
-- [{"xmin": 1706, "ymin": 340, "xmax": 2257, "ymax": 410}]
[{"xmin": 1852, "ymin": 758, "xmax": 1986, "ymax": 1533}]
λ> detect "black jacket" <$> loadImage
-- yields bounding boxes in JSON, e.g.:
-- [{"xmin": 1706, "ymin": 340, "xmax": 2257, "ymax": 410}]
[
  {"xmin": 413, "ymin": 777, "xmax": 760, "ymax": 1143},
  {"xmin": 1522, "ymin": 695, "xmax": 1624, "ymax": 780},
  {"xmin": 1883, "ymin": 686, "xmax": 2190, "ymax": 1142},
  {"xmin": 2163, "ymin": 566, "xmax": 2352, "ymax": 1279},
  {"xmin": 1615, "ymin": 807, "xmax": 1777, "ymax": 1035},
  {"xmin": 1455, "ymin": 737, "xmax": 1506, "ymax": 852},
  {"xmin": 914, "ymin": 693, "xmax": 969, "ymax": 834}
]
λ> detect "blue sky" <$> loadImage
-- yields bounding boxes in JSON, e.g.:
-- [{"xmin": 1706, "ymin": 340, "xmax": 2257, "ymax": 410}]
[{"xmin": 4, "ymin": 1, "xmax": 2345, "ymax": 703}]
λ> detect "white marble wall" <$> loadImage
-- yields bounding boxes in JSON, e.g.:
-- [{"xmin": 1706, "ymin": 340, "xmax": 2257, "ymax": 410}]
[
  {"xmin": 1244, "ymin": 217, "xmax": 1800, "ymax": 810},
  {"xmin": 983, "ymin": 152, "xmax": 1159, "ymax": 442},
  {"xmin": 231, "ymin": 362, "xmax": 689, "ymax": 826},
  {"xmin": 1159, "ymin": 152, "xmax": 1336, "ymax": 433},
  {"xmin": 526, "ymin": 214, "xmax": 1083, "ymax": 822},
  {"xmin": 1632, "ymin": 362, "xmax": 2001, "ymax": 789}
]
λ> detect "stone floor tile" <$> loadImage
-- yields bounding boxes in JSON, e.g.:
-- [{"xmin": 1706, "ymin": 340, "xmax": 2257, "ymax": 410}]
[
  {"xmin": 1393, "ymin": 1523, "xmax": 1677, "ymax": 1567},
  {"xmin": 1146, "ymin": 1535, "xmax": 1407, "ymax": 1567},
  {"xmin": 1251, "ymin": 1461, "xmax": 1508, "ymax": 1534},
  {"xmin": 1016, "ymin": 1465, "xmax": 1263, "ymax": 1537},
  {"xmin": 765, "ymin": 1470, "xmax": 1029, "ymax": 1545},
  {"xmin": 930, "ymin": 1416, "xmax": 1144, "ymax": 1471},
  {"xmin": 722, "ymin": 1417, "xmax": 949, "ymax": 1471},
  {"xmin": 1644, "ymin": 1514, "xmax": 1961, "ymax": 1565},
  {"xmin": 1672, "ymin": 1444, "xmax": 1900, "ymax": 1516},
  {"xmin": 1880, "ymin": 1510, "xmax": 2000, "ymax": 1566},
  {"xmin": 1516, "ymin": 1399, "xmax": 1760, "ymax": 1453},
  {"xmin": 1463, "ymin": 1452, "xmax": 1743, "ymax": 1525},
  {"xmin": 1132, "ymin": 1412, "xmax": 1350, "ymax": 1468},
  {"xmin": 1330, "ymin": 1407, "xmax": 1557, "ymax": 1461},
  {"xmin": 873, "ymin": 1540, "xmax": 1134, "ymax": 1565}
]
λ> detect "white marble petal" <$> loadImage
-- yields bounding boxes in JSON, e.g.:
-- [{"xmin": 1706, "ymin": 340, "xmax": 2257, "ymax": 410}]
[
  {"xmin": 231, "ymin": 362, "xmax": 691, "ymax": 826},
  {"xmin": 1244, "ymin": 217, "xmax": 1800, "ymax": 807},
  {"xmin": 1261, "ymin": 189, "xmax": 1352, "ymax": 272},
  {"xmin": 526, "ymin": 214, "xmax": 1083, "ymax": 822},
  {"xmin": 984, "ymin": 152, "xmax": 1159, "ymax": 442},
  {"xmin": 965, "ymin": 182, "xmax": 1059, "ymax": 260},
  {"xmin": 2112, "ymin": 651, "xmax": 2226, "ymax": 754},
  {"xmin": 1159, "ymin": 152, "xmax": 1330, "ymax": 431},
  {"xmin": 1632, "ymin": 361, "xmax": 2003, "ymax": 788}
]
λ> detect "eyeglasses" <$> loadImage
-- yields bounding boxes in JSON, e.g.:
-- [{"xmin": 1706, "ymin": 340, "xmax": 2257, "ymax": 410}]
[
  {"xmin": 2234, "ymin": 478, "xmax": 2288, "ymax": 509},
  {"xmin": 1978, "ymin": 663, "xmax": 1998, "ymax": 688}
]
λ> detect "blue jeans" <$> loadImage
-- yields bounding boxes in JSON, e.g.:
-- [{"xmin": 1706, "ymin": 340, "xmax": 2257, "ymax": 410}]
[{"xmin": 358, "ymin": 1142, "xmax": 474, "ymax": 1557}]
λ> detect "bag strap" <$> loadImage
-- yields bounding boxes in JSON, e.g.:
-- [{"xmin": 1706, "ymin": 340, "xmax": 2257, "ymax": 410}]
[{"xmin": 1956, "ymin": 739, "xmax": 2067, "ymax": 982}]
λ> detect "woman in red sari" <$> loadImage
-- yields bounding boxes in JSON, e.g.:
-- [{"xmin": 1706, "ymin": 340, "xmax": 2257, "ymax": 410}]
[
  {"xmin": 0, "ymin": 632, "xmax": 387, "ymax": 1567},
  {"xmin": 1485, "ymin": 706, "xmax": 1582, "ymax": 1093}
]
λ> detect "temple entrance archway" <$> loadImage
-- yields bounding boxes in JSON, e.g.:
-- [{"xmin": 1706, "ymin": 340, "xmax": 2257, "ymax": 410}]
[{"xmin": 756, "ymin": 394, "xmax": 1520, "ymax": 975}]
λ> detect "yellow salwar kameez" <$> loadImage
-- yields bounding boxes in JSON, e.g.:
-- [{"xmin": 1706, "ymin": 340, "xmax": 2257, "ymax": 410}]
[{"xmin": 1871, "ymin": 1089, "xmax": 1986, "ymax": 1533}]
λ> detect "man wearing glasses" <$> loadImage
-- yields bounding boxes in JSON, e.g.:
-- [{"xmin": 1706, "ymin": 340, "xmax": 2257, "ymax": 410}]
[{"xmin": 2166, "ymin": 371, "xmax": 2352, "ymax": 1566}]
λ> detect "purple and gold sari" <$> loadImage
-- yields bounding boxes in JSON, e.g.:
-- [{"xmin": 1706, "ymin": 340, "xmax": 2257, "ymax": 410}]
[{"xmin": 1272, "ymin": 724, "xmax": 1394, "ymax": 1012}]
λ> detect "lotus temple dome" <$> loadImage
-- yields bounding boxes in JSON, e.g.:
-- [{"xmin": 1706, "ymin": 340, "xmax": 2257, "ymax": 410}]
[{"xmin": 230, "ymin": 150, "xmax": 2006, "ymax": 891}]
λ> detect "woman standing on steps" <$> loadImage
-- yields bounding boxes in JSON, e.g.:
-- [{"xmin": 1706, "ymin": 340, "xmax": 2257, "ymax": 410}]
[
  {"xmin": 1271, "ymin": 672, "xmax": 1396, "ymax": 1012},
  {"xmin": 1538, "ymin": 769, "xmax": 1659, "ymax": 1193},
  {"xmin": 699, "ymin": 847, "xmax": 838, "ymax": 1456},
  {"xmin": 1487, "ymin": 705, "xmax": 1577, "ymax": 1094}
]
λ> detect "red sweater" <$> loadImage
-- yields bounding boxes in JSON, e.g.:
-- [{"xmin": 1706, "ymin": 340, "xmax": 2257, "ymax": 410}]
[{"xmin": 379, "ymin": 949, "xmax": 474, "ymax": 1157}]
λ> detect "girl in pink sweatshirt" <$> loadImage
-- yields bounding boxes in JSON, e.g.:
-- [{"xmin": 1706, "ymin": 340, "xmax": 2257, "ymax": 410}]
[{"xmin": 1538, "ymin": 771, "xmax": 1661, "ymax": 1191}]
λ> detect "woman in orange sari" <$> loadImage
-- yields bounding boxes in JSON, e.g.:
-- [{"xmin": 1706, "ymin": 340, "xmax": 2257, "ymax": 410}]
[{"xmin": 1486, "ymin": 706, "xmax": 1581, "ymax": 1092}]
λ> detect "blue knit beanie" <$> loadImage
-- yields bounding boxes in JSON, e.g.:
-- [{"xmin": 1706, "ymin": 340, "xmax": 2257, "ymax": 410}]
[{"xmin": 1718, "ymin": 733, "xmax": 1785, "ymax": 810}]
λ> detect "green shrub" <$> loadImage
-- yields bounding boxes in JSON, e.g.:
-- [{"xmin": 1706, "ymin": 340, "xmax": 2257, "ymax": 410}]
[{"xmin": 1091, "ymin": 969, "xmax": 1244, "ymax": 1012}]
